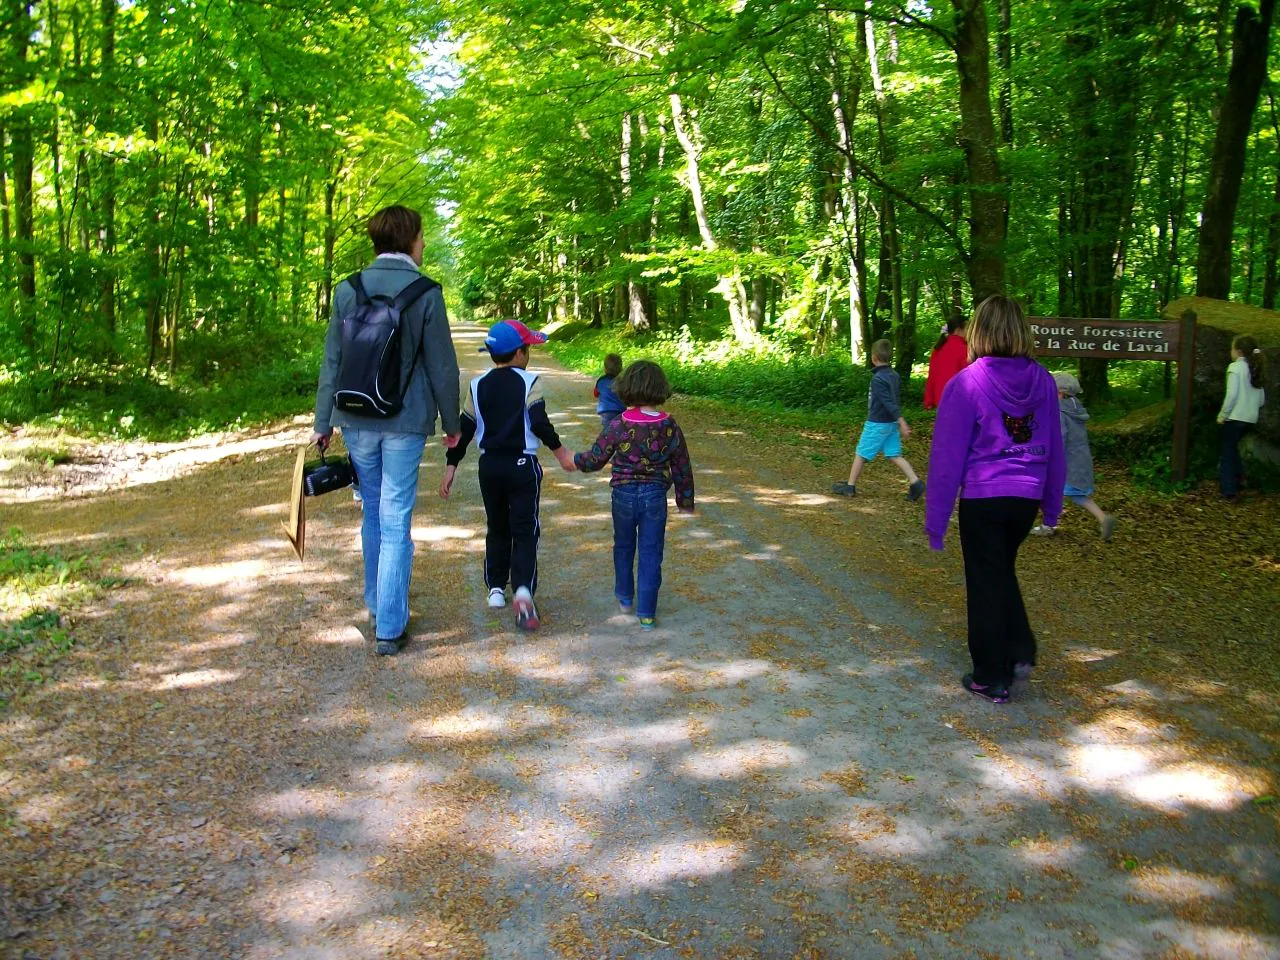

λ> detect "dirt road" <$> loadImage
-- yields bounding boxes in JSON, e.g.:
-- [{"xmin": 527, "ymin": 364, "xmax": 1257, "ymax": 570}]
[{"xmin": 2, "ymin": 325, "xmax": 1276, "ymax": 959}]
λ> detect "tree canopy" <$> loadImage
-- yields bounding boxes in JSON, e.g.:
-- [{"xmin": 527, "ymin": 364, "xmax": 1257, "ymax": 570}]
[{"xmin": 1, "ymin": 0, "xmax": 1276, "ymax": 409}]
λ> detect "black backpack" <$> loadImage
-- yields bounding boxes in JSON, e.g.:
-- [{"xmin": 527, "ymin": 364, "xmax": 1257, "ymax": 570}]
[{"xmin": 333, "ymin": 271, "xmax": 440, "ymax": 418}]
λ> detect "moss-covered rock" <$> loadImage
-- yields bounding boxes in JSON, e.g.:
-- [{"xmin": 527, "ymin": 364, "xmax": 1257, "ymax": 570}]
[{"xmin": 1163, "ymin": 296, "xmax": 1279, "ymax": 446}]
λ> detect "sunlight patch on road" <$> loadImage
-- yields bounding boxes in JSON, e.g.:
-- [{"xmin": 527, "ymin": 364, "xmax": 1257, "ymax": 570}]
[
  {"xmin": 152, "ymin": 668, "xmax": 242, "ymax": 691},
  {"xmin": 1125, "ymin": 921, "xmax": 1280, "ymax": 960},
  {"xmin": 261, "ymin": 785, "xmax": 355, "ymax": 819},
  {"xmin": 412, "ymin": 525, "xmax": 478, "ymax": 543},
  {"xmin": 541, "ymin": 758, "xmax": 645, "ymax": 802},
  {"xmin": 747, "ymin": 486, "xmax": 837, "ymax": 508},
  {"xmin": 604, "ymin": 837, "xmax": 744, "ymax": 891},
  {"xmin": 493, "ymin": 813, "xmax": 590, "ymax": 863},
  {"xmin": 15, "ymin": 791, "xmax": 72, "ymax": 826},
  {"xmin": 169, "ymin": 559, "xmax": 268, "ymax": 587},
  {"xmin": 1125, "ymin": 763, "xmax": 1260, "ymax": 812},
  {"xmin": 1062, "ymin": 645, "xmax": 1122, "ymax": 664},
  {"xmin": 1071, "ymin": 743, "xmax": 1151, "ymax": 780},
  {"xmin": 1129, "ymin": 866, "xmax": 1233, "ymax": 904},
  {"xmin": 679, "ymin": 739, "xmax": 808, "ymax": 780},
  {"xmin": 506, "ymin": 655, "xmax": 593, "ymax": 685},
  {"xmin": 413, "ymin": 704, "xmax": 557, "ymax": 743},
  {"xmin": 588, "ymin": 718, "xmax": 699, "ymax": 750}
]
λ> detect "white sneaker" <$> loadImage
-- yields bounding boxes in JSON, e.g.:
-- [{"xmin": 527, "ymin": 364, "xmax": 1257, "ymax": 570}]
[
  {"xmin": 1030, "ymin": 525, "xmax": 1057, "ymax": 537},
  {"xmin": 487, "ymin": 587, "xmax": 506, "ymax": 608}
]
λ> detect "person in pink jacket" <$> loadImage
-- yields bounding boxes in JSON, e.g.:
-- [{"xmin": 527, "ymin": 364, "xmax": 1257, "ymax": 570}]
[{"xmin": 924, "ymin": 296, "xmax": 1066, "ymax": 704}]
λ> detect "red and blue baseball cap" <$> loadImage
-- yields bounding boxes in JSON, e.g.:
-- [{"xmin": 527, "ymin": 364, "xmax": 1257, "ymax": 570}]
[{"xmin": 480, "ymin": 319, "xmax": 549, "ymax": 354}]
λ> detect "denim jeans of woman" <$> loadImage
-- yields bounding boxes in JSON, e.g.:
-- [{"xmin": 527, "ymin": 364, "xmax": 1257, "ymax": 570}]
[
  {"xmin": 611, "ymin": 482, "xmax": 668, "ymax": 619},
  {"xmin": 343, "ymin": 428, "xmax": 426, "ymax": 640}
]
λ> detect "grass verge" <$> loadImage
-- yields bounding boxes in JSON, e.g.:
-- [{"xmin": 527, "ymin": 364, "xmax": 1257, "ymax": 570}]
[{"xmin": 0, "ymin": 529, "xmax": 120, "ymax": 709}]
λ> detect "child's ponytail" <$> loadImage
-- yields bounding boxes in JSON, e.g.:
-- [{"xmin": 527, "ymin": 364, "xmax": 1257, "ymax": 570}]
[
  {"xmin": 933, "ymin": 316, "xmax": 965, "ymax": 353},
  {"xmin": 1234, "ymin": 335, "xmax": 1267, "ymax": 389}
]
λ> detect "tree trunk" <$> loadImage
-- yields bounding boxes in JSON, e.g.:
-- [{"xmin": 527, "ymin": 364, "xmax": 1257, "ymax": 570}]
[
  {"xmin": 99, "ymin": 0, "xmax": 117, "ymax": 336},
  {"xmin": 749, "ymin": 268, "xmax": 766, "ymax": 332},
  {"xmin": 896, "ymin": 273, "xmax": 921, "ymax": 380},
  {"xmin": 997, "ymin": 0, "xmax": 1013, "ymax": 146},
  {"xmin": 320, "ymin": 174, "xmax": 338, "ymax": 320},
  {"xmin": 291, "ymin": 175, "xmax": 310, "ymax": 322},
  {"xmin": 1196, "ymin": 0, "xmax": 1277, "ymax": 299},
  {"xmin": 144, "ymin": 110, "xmax": 165, "ymax": 369},
  {"xmin": 10, "ymin": 1, "xmax": 36, "ymax": 351},
  {"xmin": 0, "ymin": 124, "xmax": 9, "ymax": 274},
  {"xmin": 952, "ymin": 0, "xmax": 1007, "ymax": 302},
  {"xmin": 669, "ymin": 92, "xmax": 754, "ymax": 344},
  {"xmin": 678, "ymin": 198, "xmax": 691, "ymax": 325},
  {"xmin": 826, "ymin": 17, "xmax": 868, "ymax": 362},
  {"xmin": 620, "ymin": 112, "xmax": 651, "ymax": 332},
  {"xmin": 1263, "ymin": 159, "xmax": 1280, "ymax": 309}
]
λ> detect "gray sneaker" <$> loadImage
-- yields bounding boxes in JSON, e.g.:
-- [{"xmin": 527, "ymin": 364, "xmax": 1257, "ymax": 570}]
[
  {"xmin": 1100, "ymin": 515, "xmax": 1116, "ymax": 542},
  {"xmin": 831, "ymin": 482, "xmax": 857, "ymax": 497},
  {"xmin": 376, "ymin": 634, "xmax": 407, "ymax": 656}
]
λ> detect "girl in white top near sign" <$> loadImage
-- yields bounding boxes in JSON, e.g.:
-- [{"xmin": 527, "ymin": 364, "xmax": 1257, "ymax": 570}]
[{"xmin": 1218, "ymin": 335, "xmax": 1267, "ymax": 502}]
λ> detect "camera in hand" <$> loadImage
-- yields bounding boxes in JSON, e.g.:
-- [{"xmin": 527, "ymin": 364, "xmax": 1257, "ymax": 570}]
[{"xmin": 304, "ymin": 453, "xmax": 357, "ymax": 497}]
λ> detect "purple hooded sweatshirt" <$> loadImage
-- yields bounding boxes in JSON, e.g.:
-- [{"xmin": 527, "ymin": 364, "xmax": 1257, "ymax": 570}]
[{"xmin": 924, "ymin": 356, "xmax": 1066, "ymax": 551}]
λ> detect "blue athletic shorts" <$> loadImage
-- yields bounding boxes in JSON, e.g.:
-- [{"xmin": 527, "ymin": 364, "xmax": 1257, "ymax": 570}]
[{"xmin": 856, "ymin": 420, "xmax": 902, "ymax": 460}]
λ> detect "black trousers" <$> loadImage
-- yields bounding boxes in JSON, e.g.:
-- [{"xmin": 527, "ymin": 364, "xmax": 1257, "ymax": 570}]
[
  {"xmin": 478, "ymin": 453, "xmax": 542, "ymax": 594},
  {"xmin": 958, "ymin": 496, "xmax": 1040, "ymax": 686},
  {"xmin": 1219, "ymin": 420, "xmax": 1250, "ymax": 497}
]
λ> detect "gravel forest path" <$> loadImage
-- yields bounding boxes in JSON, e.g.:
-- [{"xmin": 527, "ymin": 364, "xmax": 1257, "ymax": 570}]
[{"xmin": 2, "ymin": 325, "xmax": 1277, "ymax": 960}]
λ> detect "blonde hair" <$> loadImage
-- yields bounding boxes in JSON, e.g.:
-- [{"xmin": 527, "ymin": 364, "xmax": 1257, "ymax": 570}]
[{"xmin": 967, "ymin": 295, "xmax": 1036, "ymax": 362}]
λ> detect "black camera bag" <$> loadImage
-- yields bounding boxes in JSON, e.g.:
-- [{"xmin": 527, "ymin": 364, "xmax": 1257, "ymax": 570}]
[{"xmin": 304, "ymin": 452, "xmax": 357, "ymax": 497}]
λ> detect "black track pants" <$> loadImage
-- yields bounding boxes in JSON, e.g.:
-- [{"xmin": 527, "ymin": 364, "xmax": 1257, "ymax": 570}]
[
  {"xmin": 958, "ymin": 496, "xmax": 1040, "ymax": 686},
  {"xmin": 478, "ymin": 453, "xmax": 542, "ymax": 594}
]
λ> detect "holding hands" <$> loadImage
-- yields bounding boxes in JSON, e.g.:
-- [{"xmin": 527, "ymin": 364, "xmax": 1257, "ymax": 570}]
[{"xmin": 554, "ymin": 447, "xmax": 577, "ymax": 472}]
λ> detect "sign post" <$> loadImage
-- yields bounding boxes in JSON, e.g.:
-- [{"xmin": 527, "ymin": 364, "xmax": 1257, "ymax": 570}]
[
  {"xmin": 1171, "ymin": 311, "xmax": 1197, "ymax": 482},
  {"xmin": 1029, "ymin": 313, "xmax": 1197, "ymax": 482}
]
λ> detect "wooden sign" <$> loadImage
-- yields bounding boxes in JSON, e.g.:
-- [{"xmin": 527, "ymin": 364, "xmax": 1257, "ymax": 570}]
[
  {"xmin": 1026, "ymin": 311, "xmax": 1198, "ymax": 482},
  {"xmin": 1028, "ymin": 318, "xmax": 1181, "ymax": 360}
]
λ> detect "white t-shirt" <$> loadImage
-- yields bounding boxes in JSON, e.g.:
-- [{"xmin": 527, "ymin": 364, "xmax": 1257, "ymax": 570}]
[{"xmin": 1219, "ymin": 356, "xmax": 1266, "ymax": 424}]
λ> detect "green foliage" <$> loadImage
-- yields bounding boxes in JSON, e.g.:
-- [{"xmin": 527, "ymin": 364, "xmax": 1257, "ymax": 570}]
[
  {"xmin": 0, "ymin": 530, "xmax": 110, "ymax": 709},
  {"xmin": 0, "ymin": 328, "xmax": 321, "ymax": 440},
  {"xmin": 1, "ymin": 0, "xmax": 448, "ymax": 432},
  {"xmin": 546, "ymin": 321, "xmax": 924, "ymax": 412}
]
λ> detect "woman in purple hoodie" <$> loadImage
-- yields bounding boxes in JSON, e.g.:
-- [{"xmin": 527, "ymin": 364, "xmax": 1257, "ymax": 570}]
[{"xmin": 924, "ymin": 296, "xmax": 1066, "ymax": 703}]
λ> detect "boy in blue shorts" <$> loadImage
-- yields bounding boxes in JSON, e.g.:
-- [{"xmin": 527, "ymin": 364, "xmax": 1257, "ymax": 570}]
[{"xmin": 832, "ymin": 339, "xmax": 925, "ymax": 501}]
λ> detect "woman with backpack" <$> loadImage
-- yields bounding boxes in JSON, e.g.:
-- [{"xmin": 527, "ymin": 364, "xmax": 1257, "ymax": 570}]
[{"xmin": 311, "ymin": 205, "xmax": 461, "ymax": 656}]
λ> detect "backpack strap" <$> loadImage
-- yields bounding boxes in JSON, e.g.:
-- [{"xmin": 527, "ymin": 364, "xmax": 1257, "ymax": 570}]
[
  {"xmin": 346, "ymin": 272, "xmax": 369, "ymax": 305},
  {"xmin": 391, "ymin": 275, "xmax": 441, "ymax": 313},
  {"xmin": 394, "ymin": 275, "xmax": 443, "ymax": 391}
]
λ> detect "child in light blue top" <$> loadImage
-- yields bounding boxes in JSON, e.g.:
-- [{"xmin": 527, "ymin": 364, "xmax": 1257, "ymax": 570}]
[
  {"xmin": 594, "ymin": 353, "xmax": 625, "ymax": 429},
  {"xmin": 832, "ymin": 339, "xmax": 924, "ymax": 501}
]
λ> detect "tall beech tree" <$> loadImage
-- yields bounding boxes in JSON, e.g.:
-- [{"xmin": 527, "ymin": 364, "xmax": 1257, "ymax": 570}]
[{"xmin": 1196, "ymin": 0, "xmax": 1277, "ymax": 299}]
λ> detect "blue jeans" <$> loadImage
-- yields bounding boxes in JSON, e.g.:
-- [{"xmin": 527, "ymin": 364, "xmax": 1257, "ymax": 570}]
[
  {"xmin": 612, "ymin": 483, "xmax": 667, "ymax": 619},
  {"xmin": 343, "ymin": 428, "xmax": 426, "ymax": 639}
]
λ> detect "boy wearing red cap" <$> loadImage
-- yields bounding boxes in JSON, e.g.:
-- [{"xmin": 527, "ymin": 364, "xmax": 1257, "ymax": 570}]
[{"xmin": 440, "ymin": 320, "xmax": 575, "ymax": 630}]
